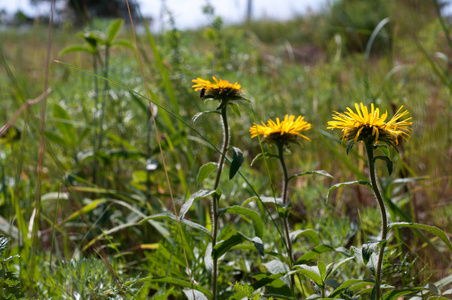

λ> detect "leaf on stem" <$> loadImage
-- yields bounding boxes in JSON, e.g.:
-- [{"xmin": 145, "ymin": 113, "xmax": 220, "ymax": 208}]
[
  {"xmin": 179, "ymin": 189, "xmax": 221, "ymax": 220},
  {"xmin": 388, "ymin": 222, "xmax": 452, "ymax": 253},
  {"xmin": 250, "ymin": 152, "xmax": 279, "ymax": 166},
  {"xmin": 191, "ymin": 110, "xmax": 220, "ymax": 124},
  {"xmin": 197, "ymin": 162, "xmax": 218, "ymax": 187},
  {"xmin": 326, "ymin": 181, "xmax": 372, "ymax": 203},
  {"xmin": 229, "ymin": 146, "xmax": 244, "ymax": 179},
  {"xmin": 288, "ymin": 170, "xmax": 333, "ymax": 182},
  {"xmin": 218, "ymin": 205, "xmax": 264, "ymax": 238},
  {"xmin": 107, "ymin": 19, "xmax": 124, "ymax": 44},
  {"xmin": 373, "ymin": 156, "xmax": 393, "ymax": 175}
]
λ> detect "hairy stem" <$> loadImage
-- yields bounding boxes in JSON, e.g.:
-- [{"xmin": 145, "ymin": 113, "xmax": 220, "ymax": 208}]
[
  {"xmin": 211, "ymin": 105, "xmax": 229, "ymax": 300},
  {"xmin": 365, "ymin": 141, "xmax": 388, "ymax": 300},
  {"xmin": 277, "ymin": 143, "xmax": 294, "ymax": 293}
]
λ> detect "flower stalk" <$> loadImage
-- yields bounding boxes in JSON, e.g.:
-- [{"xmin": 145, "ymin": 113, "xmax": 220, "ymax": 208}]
[
  {"xmin": 276, "ymin": 142, "xmax": 295, "ymax": 292},
  {"xmin": 211, "ymin": 105, "xmax": 229, "ymax": 300},
  {"xmin": 364, "ymin": 140, "xmax": 388, "ymax": 300}
]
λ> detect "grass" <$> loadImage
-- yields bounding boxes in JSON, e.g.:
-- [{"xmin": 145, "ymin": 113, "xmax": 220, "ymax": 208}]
[{"xmin": 0, "ymin": 1, "xmax": 451, "ymax": 299}]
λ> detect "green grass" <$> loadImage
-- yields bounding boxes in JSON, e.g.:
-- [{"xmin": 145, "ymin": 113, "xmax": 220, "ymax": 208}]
[{"xmin": 0, "ymin": 1, "xmax": 451, "ymax": 298}]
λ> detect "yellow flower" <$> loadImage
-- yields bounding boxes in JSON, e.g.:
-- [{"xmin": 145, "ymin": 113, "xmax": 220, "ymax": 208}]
[
  {"xmin": 327, "ymin": 102, "xmax": 412, "ymax": 147},
  {"xmin": 192, "ymin": 76, "xmax": 243, "ymax": 100},
  {"xmin": 250, "ymin": 115, "xmax": 311, "ymax": 145}
]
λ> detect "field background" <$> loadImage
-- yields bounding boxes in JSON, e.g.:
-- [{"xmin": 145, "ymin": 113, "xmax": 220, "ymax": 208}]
[{"xmin": 0, "ymin": 0, "xmax": 451, "ymax": 298}]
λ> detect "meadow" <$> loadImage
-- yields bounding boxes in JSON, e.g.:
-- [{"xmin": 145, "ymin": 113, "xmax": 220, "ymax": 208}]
[{"xmin": 0, "ymin": 1, "xmax": 451, "ymax": 299}]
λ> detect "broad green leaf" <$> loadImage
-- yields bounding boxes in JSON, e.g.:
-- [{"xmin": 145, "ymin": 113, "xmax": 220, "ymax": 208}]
[
  {"xmin": 219, "ymin": 205, "xmax": 264, "ymax": 238},
  {"xmin": 251, "ymin": 272, "xmax": 286, "ymax": 290},
  {"xmin": 179, "ymin": 189, "xmax": 220, "ymax": 220},
  {"xmin": 107, "ymin": 19, "xmax": 124, "ymax": 44},
  {"xmin": 373, "ymin": 155, "xmax": 393, "ymax": 175},
  {"xmin": 326, "ymin": 181, "xmax": 372, "ymax": 203},
  {"xmin": 229, "ymin": 102, "xmax": 241, "ymax": 117},
  {"xmin": 318, "ymin": 261, "xmax": 327, "ymax": 281},
  {"xmin": 251, "ymin": 237, "xmax": 265, "ymax": 256},
  {"xmin": 212, "ymin": 232, "xmax": 247, "ymax": 260},
  {"xmin": 424, "ymin": 283, "xmax": 441, "ymax": 295},
  {"xmin": 325, "ymin": 257, "xmax": 355, "ymax": 281},
  {"xmin": 61, "ymin": 199, "xmax": 107, "ymax": 225},
  {"xmin": 53, "ymin": 104, "xmax": 77, "ymax": 146},
  {"xmin": 192, "ymin": 110, "xmax": 220, "ymax": 124},
  {"xmin": 229, "ymin": 146, "xmax": 244, "ymax": 180},
  {"xmin": 427, "ymin": 297, "xmax": 451, "ymax": 300},
  {"xmin": 138, "ymin": 276, "xmax": 212, "ymax": 298},
  {"xmin": 290, "ymin": 229, "xmax": 320, "ymax": 246},
  {"xmin": 197, "ymin": 162, "xmax": 218, "ymax": 187},
  {"xmin": 59, "ymin": 45, "xmax": 93, "ymax": 56},
  {"xmin": 288, "ymin": 170, "xmax": 333, "ymax": 181},
  {"xmin": 329, "ymin": 279, "xmax": 369, "ymax": 298},
  {"xmin": 142, "ymin": 213, "xmax": 212, "ymax": 238},
  {"xmin": 296, "ymin": 245, "xmax": 336, "ymax": 264},
  {"xmin": 388, "ymin": 222, "xmax": 452, "ymax": 253},
  {"xmin": 287, "ymin": 264, "xmax": 322, "ymax": 287}
]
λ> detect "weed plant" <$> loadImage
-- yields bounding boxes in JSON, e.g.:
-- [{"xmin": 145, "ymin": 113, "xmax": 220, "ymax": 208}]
[{"xmin": 0, "ymin": 1, "xmax": 451, "ymax": 299}]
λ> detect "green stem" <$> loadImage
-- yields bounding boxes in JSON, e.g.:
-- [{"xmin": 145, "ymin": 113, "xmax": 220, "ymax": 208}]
[
  {"xmin": 364, "ymin": 141, "xmax": 388, "ymax": 300},
  {"xmin": 97, "ymin": 45, "xmax": 110, "ymax": 159},
  {"xmin": 277, "ymin": 143, "xmax": 294, "ymax": 294},
  {"xmin": 211, "ymin": 105, "xmax": 229, "ymax": 300},
  {"xmin": 92, "ymin": 52, "xmax": 99, "ymax": 184}
]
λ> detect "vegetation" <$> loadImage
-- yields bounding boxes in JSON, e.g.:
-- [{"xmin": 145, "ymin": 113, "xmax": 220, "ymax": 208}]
[{"xmin": 0, "ymin": 0, "xmax": 451, "ymax": 299}]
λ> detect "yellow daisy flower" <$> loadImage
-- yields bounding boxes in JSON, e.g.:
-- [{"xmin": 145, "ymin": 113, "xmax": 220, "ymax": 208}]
[
  {"xmin": 327, "ymin": 102, "xmax": 412, "ymax": 147},
  {"xmin": 250, "ymin": 115, "xmax": 311, "ymax": 145},
  {"xmin": 192, "ymin": 76, "xmax": 243, "ymax": 100}
]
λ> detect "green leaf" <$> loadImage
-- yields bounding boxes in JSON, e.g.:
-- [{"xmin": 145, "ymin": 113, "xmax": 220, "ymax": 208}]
[
  {"xmin": 251, "ymin": 272, "xmax": 286, "ymax": 290},
  {"xmin": 346, "ymin": 140, "xmax": 355, "ymax": 154},
  {"xmin": 179, "ymin": 189, "xmax": 220, "ymax": 220},
  {"xmin": 212, "ymin": 232, "xmax": 247, "ymax": 260},
  {"xmin": 111, "ymin": 39, "xmax": 134, "ymax": 49},
  {"xmin": 318, "ymin": 261, "xmax": 327, "ymax": 281},
  {"xmin": 325, "ymin": 257, "xmax": 355, "ymax": 282},
  {"xmin": 381, "ymin": 287, "xmax": 425, "ymax": 300},
  {"xmin": 326, "ymin": 181, "xmax": 372, "ymax": 203},
  {"xmin": 219, "ymin": 205, "xmax": 264, "ymax": 238},
  {"xmin": 296, "ymin": 245, "xmax": 336, "ymax": 264},
  {"xmin": 192, "ymin": 110, "xmax": 220, "ymax": 124},
  {"xmin": 60, "ymin": 199, "xmax": 107, "ymax": 225},
  {"xmin": 53, "ymin": 104, "xmax": 77, "ymax": 146},
  {"xmin": 59, "ymin": 45, "xmax": 93, "ymax": 56},
  {"xmin": 250, "ymin": 152, "xmax": 279, "ymax": 166},
  {"xmin": 290, "ymin": 229, "xmax": 320, "ymax": 246},
  {"xmin": 329, "ymin": 279, "xmax": 369, "ymax": 298},
  {"xmin": 107, "ymin": 19, "xmax": 124, "ymax": 44},
  {"xmin": 388, "ymin": 222, "xmax": 452, "ymax": 253},
  {"xmin": 229, "ymin": 146, "xmax": 244, "ymax": 180},
  {"xmin": 138, "ymin": 276, "xmax": 212, "ymax": 298},
  {"xmin": 373, "ymin": 155, "xmax": 393, "ymax": 175},
  {"xmin": 142, "ymin": 213, "xmax": 211, "ymax": 238},
  {"xmin": 229, "ymin": 102, "xmax": 241, "ymax": 117},
  {"xmin": 287, "ymin": 264, "xmax": 323, "ymax": 287},
  {"xmin": 288, "ymin": 170, "xmax": 333, "ymax": 181},
  {"xmin": 197, "ymin": 162, "xmax": 218, "ymax": 187}
]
